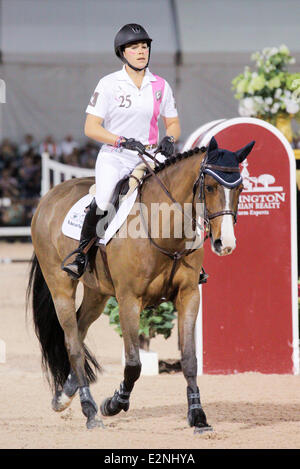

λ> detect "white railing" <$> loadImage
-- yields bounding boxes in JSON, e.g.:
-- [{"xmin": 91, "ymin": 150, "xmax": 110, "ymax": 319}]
[
  {"xmin": 41, "ymin": 152, "xmax": 94, "ymax": 195},
  {"xmin": 0, "ymin": 152, "xmax": 95, "ymax": 239}
]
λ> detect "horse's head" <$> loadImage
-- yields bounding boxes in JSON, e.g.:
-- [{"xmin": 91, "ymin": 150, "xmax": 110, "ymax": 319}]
[{"xmin": 199, "ymin": 136, "xmax": 255, "ymax": 256}]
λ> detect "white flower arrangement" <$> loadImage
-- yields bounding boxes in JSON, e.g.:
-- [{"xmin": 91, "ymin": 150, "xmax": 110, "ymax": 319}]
[{"xmin": 232, "ymin": 45, "xmax": 300, "ymax": 121}]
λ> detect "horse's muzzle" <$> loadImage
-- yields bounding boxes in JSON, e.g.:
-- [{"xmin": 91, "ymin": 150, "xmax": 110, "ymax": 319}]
[{"xmin": 212, "ymin": 238, "xmax": 235, "ymax": 256}]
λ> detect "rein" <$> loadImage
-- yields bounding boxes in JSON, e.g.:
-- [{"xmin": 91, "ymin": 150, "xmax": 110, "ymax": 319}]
[
  {"xmin": 136, "ymin": 150, "xmax": 205, "ymax": 298},
  {"xmin": 139, "ymin": 150, "xmax": 205, "ymax": 234}
]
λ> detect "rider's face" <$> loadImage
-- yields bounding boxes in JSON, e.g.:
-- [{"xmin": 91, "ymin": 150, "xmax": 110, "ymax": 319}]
[{"xmin": 123, "ymin": 42, "xmax": 149, "ymax": 70}]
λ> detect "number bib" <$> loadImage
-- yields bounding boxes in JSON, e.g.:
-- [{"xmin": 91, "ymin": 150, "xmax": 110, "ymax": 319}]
[{"xmin": 85, "ymin": 65, "xmax": 177, "ymax": 148}]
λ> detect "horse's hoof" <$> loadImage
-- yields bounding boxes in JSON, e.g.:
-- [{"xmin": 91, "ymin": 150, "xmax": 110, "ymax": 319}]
[
  {"xmin": 187, "ymin": 406, "xmax": 208, "ymax": 428},
  {"xmin": 100, "ymin": 397, "xmax": 121, "ymax": 417},
  {"xmin": 193, "ymin": 424, "xmax": 213, "ymax": 434},
  {"xmin": 86, "ymin": 416, "xmax": 105, "ymax": 430},
  {"xmin": 52, "ymin": 390, "xmax": 75, "ymax": 412}
]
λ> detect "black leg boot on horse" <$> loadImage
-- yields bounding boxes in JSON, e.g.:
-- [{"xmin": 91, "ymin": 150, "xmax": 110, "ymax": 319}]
[{"xmin": 62, "ymin": 198, "xmax": 107, "ymax": 279}]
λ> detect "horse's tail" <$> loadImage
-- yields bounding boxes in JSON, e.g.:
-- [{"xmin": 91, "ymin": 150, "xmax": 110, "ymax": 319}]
[{"xmin": 26, "ymin": 253, "xmax": 100, "ymax": 391}]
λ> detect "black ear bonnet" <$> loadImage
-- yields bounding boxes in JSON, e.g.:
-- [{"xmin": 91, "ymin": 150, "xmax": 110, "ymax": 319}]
[{"xmin": 203, "ymin": 137, "xmax": 255, "ymax": 188}]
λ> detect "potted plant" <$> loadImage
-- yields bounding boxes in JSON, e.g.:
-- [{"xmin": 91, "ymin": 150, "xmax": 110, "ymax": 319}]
[
  {"xmin": 103, "ymin": 297, "xmax": 176, "ymax": 351},
  {"xmin": 103, "ymin": 297, "xmax": 178, "ymax": 375},
  {"xmin": 231, "ymin": 45, "xmax": 300, "ymax": 142}
]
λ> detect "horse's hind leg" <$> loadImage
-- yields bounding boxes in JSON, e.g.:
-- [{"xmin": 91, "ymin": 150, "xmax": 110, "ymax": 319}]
[
  {"xmin": 53, "ymin": 287, "xmax": 109, "ymax": 413},
  {"xmin": 100, "ymin": 296, "xmax": 142, "ymax": 417},
  {"xmin": 52, "ymin": 368, "xmax": 79, "ymax": 412},
  {"xmin": 42, "ymin": 267, "xmax": 104, "ymax": 429},
  {"xmin": 176, "ymin": 286, "xmax": 212, "ymax": 433}
]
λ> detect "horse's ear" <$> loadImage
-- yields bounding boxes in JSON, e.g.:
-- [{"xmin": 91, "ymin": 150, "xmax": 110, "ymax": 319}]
[
  {"xmin": 207, "ymin": 136, "xmax": 218, "ymax": 154},
  {"xmin": 236, "ymin": 141, "xmax": 255, "ymax": 162}
]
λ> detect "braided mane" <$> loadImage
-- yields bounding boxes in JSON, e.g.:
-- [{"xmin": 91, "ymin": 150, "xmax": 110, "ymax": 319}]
[{"xmin": 153, "ymin": 146, "xmax": 206, "ymax": 174}]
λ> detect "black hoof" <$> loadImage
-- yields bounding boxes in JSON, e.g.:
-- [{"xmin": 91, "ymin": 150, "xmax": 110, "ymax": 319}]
[
  {"xmin": 193, "ymin": 424, "xmax": 213, "ymax": 434},
  {"xmin": 100, "ymin": 397, "xmax": 122, "ymax": 417},
  {"xmin": 86, "ymin": 416, "xmax": 105, "ymax": 430},
  {"xmin": 187, "ymin": 406, "xmax": 209, "ymax": 428}
]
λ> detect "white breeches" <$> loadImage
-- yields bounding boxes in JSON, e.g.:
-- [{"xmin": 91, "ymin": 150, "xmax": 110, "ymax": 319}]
[{"xmin": 95, "ymin": 148, "xmax": 162, "ymax": 211}]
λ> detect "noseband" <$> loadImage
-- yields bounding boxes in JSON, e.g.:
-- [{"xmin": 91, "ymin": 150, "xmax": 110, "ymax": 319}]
[{"xmin": 193, "ymin": 154, "xmax": 241, "ymax": 236}]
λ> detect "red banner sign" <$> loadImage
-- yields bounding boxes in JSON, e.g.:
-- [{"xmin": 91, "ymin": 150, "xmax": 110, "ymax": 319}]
[{"xmin": 184, "ymin": 118, "xmax": 298, "ymax": 374}]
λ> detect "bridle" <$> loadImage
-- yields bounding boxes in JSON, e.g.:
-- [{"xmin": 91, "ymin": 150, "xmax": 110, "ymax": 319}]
[
  {"xmin": 136, "ymin": 148, "xmax": 242, "ymax": 299},
  {"xmin": 193, "ymin": 152, "xmax": 241, "ymax": 238}
]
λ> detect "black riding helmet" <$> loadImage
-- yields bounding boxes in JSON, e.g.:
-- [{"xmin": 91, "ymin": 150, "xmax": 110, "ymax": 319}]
[{"xmin": 114, "ymin": 23, "xmax": 152, "ymax": 71}]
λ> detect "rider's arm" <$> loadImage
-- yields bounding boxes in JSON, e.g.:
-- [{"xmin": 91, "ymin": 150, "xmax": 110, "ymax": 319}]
[
  {"xmin": 84, "ymin": 114, "xmax": 120, "ymax": 146},
  {"xmin": 162, "ymin": 116, "xmax": 181, "ymax": 142}
]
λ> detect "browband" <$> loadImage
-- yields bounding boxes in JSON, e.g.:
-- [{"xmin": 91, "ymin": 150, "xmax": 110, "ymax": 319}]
[{"xmin": 203, "ymin": 164, "xmax": 240, "ymax": 173}]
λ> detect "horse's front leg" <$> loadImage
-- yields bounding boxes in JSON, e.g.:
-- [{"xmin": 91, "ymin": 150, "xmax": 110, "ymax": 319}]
[
  {"xmin": 100, "ymin": 296, "xmax": 142, "ymax": 417},
  {"xmin": 176, "ymin": 286, "xmax": 212, "ymax": 433}
]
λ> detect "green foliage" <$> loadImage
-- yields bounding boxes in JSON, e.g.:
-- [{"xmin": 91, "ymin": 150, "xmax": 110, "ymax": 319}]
[
  {"xmin": 231, "ymin": 45, "xmax": 300, "ymax": 120},
  {"xmin": 103, "ymin": 297, "xmax": 176, "ymax": 340},
  {"xmin": 103, "ymin": 297, "xmax": 122, "ymax": 336}
]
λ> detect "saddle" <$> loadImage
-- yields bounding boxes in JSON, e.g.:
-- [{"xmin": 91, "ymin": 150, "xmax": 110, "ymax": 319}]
[{"xmin": 86, "ymin": 162, "xmax": 155, "ymax": 281}]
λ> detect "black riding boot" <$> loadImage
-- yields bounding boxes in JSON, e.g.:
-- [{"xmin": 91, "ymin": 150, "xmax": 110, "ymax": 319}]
[{"xmin": 62, "ymin": 198, "xmax": 106, "ymax": 279}]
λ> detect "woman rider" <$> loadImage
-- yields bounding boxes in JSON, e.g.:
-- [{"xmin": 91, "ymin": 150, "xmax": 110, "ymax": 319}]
[{"xmin": 62, "ymin": 23, "xmax": 181, "ymax": 279}]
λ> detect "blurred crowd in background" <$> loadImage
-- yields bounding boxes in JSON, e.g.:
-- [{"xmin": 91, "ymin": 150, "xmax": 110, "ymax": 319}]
[
  {"xmin": 1, "ymin": 131, "xmax": 300, "ymax": 231},
  {"xmin": 0, "ymin": 134, "xmax": 99, "ymax": 228}
]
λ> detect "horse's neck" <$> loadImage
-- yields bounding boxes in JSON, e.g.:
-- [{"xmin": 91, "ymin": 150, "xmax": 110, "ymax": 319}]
[
  {"xmin": 142, "ymin": 153, "xmax": 204, "ymax": 249},
  {"xmin": 158, "ymin": 153, "xmax": 203, "ymax": 205}
]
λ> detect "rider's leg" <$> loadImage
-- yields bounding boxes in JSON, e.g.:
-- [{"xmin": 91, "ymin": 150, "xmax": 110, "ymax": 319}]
[
  {"xmin": 94, "ymin": 153, "xmax": 128, "ymax": 211},
  {"xmin": 62, "ymin": 198, "xmax": 104, "ymax": 279},
  {"xmin": 62, "ymin": 153, "xmax": 126, "ymax": 279}
]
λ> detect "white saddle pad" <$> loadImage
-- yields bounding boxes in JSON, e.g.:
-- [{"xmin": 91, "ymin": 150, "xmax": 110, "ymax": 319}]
[{"xmin": 62, "ymin": 189, "xmax": 138, "ymax": 245}]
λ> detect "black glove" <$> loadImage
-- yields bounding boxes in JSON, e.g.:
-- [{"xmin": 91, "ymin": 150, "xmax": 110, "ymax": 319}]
[
  {"xmin": 120, "ymin": 138, "xmax": 145, "ymax": 154},
  {"xmin": 156, "ymin": 136, "xmax": 175, "ymax": 158}
]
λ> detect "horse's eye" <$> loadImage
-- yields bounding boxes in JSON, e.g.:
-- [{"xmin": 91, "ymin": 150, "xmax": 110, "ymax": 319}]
[{"xmin": 205, "ymin": 185, "xmax": 214, "ymax": 193}]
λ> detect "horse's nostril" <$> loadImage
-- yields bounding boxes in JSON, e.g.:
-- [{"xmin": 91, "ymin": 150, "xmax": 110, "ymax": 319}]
[{"xmin": 214, "ymin": 239, "xmax": 222, "ymax": 251}]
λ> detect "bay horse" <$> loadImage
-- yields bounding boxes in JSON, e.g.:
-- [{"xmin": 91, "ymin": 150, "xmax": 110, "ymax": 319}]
[{"xmin": 26, "ymin": 136, "xmax": 255, "ymax": 431}]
